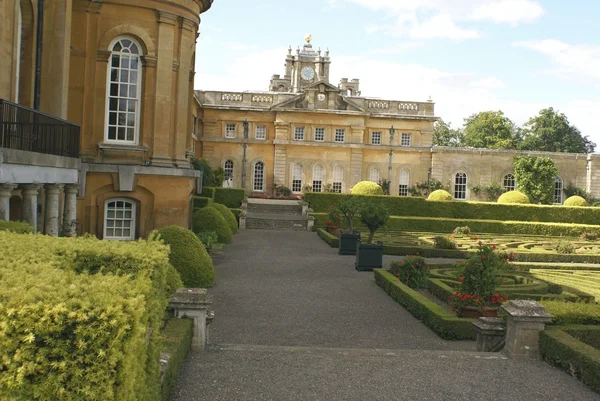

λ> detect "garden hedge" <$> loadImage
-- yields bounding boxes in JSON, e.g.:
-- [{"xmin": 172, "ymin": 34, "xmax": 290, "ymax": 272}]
[
  {"xmin": 158, "ymin": 226, "xmax": 215, "ymax": 288},
  {"xmin": 0, "ymin": 231, "xmax": 174, "ymax": 401},
  {"xmin": 0, "ymin": 220, "xmax": 34, "ymax": 233},
  {"xmin": 210, "ymin": 203, "xmax": 238, "ymax": 234},
  {"xmin": 192, "ymin": 207, "xmax": 233, "ymax": 244},
  {"xmin": 317, "ymin": 228, "xmax": 339, "ymax": 248},
  {"xmin": 213, "ymin": 188, "xmax": 246, "ymax": 208},
  {"xmin": 565, "ymin": 196, "xmax": 588, "ymax": 207},
  {"xmin": 540, "ymin": 325, "xmax": 600, "ymax": 393},
  {"xmin": 305, "ymin": 193, "xmax": 600, "ymax": 225},
  {"xmin": 193, "ymin": 196, "xmax": 213, "ymax": 209},
  {"xmin": 498, "ymin": 191, "xmax": 530, "ymax": 204},
  {"xmin": 351, "ymin": 181, "xmax": 383, "ymax": 195},
  {"xmin": 200, "ymin": 187, "xmax": 216, "ymax": 199},
  {"xmin": 160, "ymin": 318, "xmax": 194, "ymax": 401},
  {"xmin": 311, "ymin": 212, "xmax": 600, "ymax": 237},
  {"xmin": 541, "ymin": 301, "xmax": 600, "ymax": 326},
  {"xmin": 374, "ymin": 269, "xmax": 475, "ymax": 340},
  {"xmin": 427, "ymin": 190, "xmax": 452, "ymax": 201},
  {"xmin": 229, "ymin": 208, "xmax": 242, "ymax": 222}
]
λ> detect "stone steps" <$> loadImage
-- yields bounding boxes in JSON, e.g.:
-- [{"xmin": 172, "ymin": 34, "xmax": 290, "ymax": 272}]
[
  {"xmin": 246, "ymin": 204, "xmax": 303, "ymax": 216},
  {"xmin": 245, "ymin": 217, "xmax": 307, "ymax": 231}
]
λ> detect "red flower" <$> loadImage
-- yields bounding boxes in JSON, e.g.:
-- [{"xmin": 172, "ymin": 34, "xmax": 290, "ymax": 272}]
[
  {"xmin": 491, "ymin": 244, "xmax": 497, "ymax": 249},
  {"xmin": 458, "ymin": 276, "xmax": 464, "ymax": 281},
  {"xmin": 451, "ymin": 308, "xmax": 457, "ymax": 313},
  {"xmin": 481, "ymin": 255, "xmax": 486, "ymax": 260},
  {"xmin": 458, "ymin": 260, "xmax": 463, "ymax": 264},
  {"xmin": 416, "ymin": 252, "xmax": 420, "ymax": 255},
  {"xmin": 474, "ymin": 237, "xmax": 478, "ymax": 241}
]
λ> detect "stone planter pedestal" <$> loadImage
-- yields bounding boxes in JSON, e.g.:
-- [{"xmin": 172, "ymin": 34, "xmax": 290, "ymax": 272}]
[
  {"xmin": 501, "ymin": 300, "xmax": 552, "ymax": 360},
  {"xmin": 169, "ymin": 288, "xmax": 213, "ymax": 351},
  {"xmin": 473, "ymin": 317, "xmax": 505, "ymax": 352}
]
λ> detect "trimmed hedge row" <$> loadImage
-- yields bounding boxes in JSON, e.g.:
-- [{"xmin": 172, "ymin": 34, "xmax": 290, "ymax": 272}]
[
  {"xmin": 305, "ymin": 192, "xmax": 600, "ymax": 225},
  {"xmin": 0, "ymin": 231, "xmax": 174, "ymax": 401},
  {"xmin": 160, "ymin": 318, "xmax": 194, "ymax": 401},
  {"xmin": 374, "ymin": 269, "xmax": 475, "ymax": 340},
  {"xmin": 210, "ymin": 203, "xmax": 238, "ymax": 234},
  {"xmin": 200, "ymin": 187, "xmax": 246, "ymax": 208},
  {"xmin": 230, "ymin": 208, "xmax": 242, "ymax": 222},
  {"xmin": 542, "ymin": 301, "xmax": 600, "ymax": 326},
  {"xmin": 193, "ymin": 196, "xmax": 213, "ymax": 209},
  {"xmin": 0, "ymin": 220, "xmax": 34, "ymax": 233},
  {"xmin": 317, "ymin": 228, "xmax": 339, "ymax": 248},
  {"xmin": 311, "ymin": 213, "xmax": 600, "ymax": 237},
  {"xmin": 540, "ymin": 325, "xmax": 600, "ymax": 394}
]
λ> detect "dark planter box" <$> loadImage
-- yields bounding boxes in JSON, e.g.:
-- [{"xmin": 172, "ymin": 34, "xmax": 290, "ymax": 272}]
[
  {"xmin": 339, "ymin": 232, "xmax": 361, "ymax": 255},
  {"xmin": 355, "ymin": 242, "xmax": 384, "ymax": 271}
]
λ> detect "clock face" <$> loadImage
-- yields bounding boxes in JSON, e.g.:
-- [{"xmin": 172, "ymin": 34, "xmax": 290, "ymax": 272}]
[
  {"xmin": 317, "ymin": 93, "xmax": 326, "ymax": 101},
  {"xmin": 301, "ymin": 66, "xmax": 315, "ymax": 81}
]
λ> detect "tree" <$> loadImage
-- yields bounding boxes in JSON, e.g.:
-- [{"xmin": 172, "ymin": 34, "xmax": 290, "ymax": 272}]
[
  {"xmin": 513, "ymin": 156, "xmax": 558, "ymax": 204},
  {"xmin": 519, "ymin": 108, "xmax": 595, "ymax": 154},
  {"xmin": 433, "ymin": 119, "xmax": 463, "ymax": 147},
  {"xmin": 462, "ymin": 111, "xmax": 521, "ymax": 149}
]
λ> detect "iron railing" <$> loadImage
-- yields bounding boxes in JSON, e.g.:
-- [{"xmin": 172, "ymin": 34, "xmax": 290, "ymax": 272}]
[{"xmin": 0, "ymin": 99, "xmax": 80, "ymax": 158}]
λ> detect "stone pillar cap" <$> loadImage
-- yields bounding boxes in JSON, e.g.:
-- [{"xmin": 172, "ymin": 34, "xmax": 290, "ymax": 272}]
[
  {"xmin": 473, "ymin": 317, "xmax": 505, "ymax": 332},
  {"xmin": 501, "ymin": 300, "xmax": 552, "ymax": 322},
  {"xmin": 169, "ymin": 288, "xmax": 212, "ymax": 309}
]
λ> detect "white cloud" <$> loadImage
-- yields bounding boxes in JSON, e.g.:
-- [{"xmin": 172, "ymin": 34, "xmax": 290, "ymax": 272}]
[
  {"xmin": 334, "ymin": 0, "xmax": 544, "ymax": 39},
  {"xmin": 469, "ymin": 77, "xmax": 507, "ymax": 89},
  {"xmin": 368, "ymin": 42, "xmax": 425, "ymax": 54},
  {"xmin": 514, "ymin": 39, "xmax": 600, "ymax": 81}
]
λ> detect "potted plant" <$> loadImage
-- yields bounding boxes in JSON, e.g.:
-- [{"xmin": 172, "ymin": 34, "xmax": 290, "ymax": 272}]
[
  {"xmin": 337, "ymin": 197, "xmax": 362, "ymax": 255},
  {"xmin": 324, "ymin": 203, "xmax": 343, "ymax": 237},
  {"xmin": 355, "ymin": 203, "xmax": 390, "ymax": 271},
  {"xmin": 447, "ymin": 242, "xmax": 512, "ymax": 318}
]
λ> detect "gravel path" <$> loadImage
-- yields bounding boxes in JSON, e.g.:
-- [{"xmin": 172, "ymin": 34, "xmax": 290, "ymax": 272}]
[{"xmin": 171, "ymin": 230, "xmax": 600, "ymax": 401}]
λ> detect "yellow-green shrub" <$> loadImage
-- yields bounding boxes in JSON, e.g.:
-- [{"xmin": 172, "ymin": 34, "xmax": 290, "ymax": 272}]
[
  {"xmin": 209, "ymin": 203, "xmax": 238, "ymax": 234},
  {"xmin": 498, "ymin": 190, "xmax": 530, "ymax": 204},
  {"xmin": 427, "ymin": 190, "xmax": 452, "ymax": 201},
  {"xmin": 565, "ymin": 196, "xmax": 587, "ymax": 207},
  {"xmin": 158, "ymin": 226, "xmax": 215, "ymax": 288},
  {"xmin": 0, "ymin": 231, "xmax": 173, "ymax": 401},
  {"xmin": 0, "ymin": 220, "xmax": 34, "ymax": 233},
  {"xmin": 351, "ymin": 181, "xmax": 383, "ymax": 195},
  {"xmin": 192, "ymin": 208, "xmax": 232, "ymax": 244}
]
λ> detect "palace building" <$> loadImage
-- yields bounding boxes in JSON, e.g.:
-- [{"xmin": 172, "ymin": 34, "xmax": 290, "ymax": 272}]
[
  {"xmin": 195, "ymin": 37, "xmax": 600, "ymax": 203},
  {"xmin": 1, "ymin": 0, "xmax": 212, "ymax": 238}
]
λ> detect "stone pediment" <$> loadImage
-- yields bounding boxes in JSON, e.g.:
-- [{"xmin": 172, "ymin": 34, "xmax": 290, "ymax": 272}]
[{"xmin": 270, "ymin": 80, "xmax": 366, "ymax": 112}]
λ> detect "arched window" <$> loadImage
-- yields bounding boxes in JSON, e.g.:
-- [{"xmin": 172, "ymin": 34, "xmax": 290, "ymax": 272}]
[
  {"xmin": 292, "ymin": 164, "xmax": 303, "ymax": 193},
  {"xmin": 224, "ymin": 160, "xmax": 234, "ymax": 188},
  {"xmin": 253, "ymin": 161, "xmax": 264, "ymax": 192},
  {"xmin": 104, "ymin": 199, "xmax": 136, "ymax": 240},
  {"xmin": 554, "ymin": 177, "xmax": 564, "ymax": 204},
  {"xmin": 312, "ymin": 165, "xmax": 324, "ymax": 192},
  {"xmin": 399, "ymin": 169, "xmax": 410, "ymax": 197},
  {"xmin": 106, "ymin": 37, "xmax": 142, "ymax": 143},
  {"xmin": 333, "ymin": 166, "xmax": 343, "ymax": 193},
  {"xmin": 503, "ymin": 174, "xmax": 516, "ymax": 191},
  {"xmin": 454, "ymin": 172, "xmax": 467, "ymax": 200},
  {"xmin": 369, "ymin": 166, "xmax": 380, "ymax": 183}
]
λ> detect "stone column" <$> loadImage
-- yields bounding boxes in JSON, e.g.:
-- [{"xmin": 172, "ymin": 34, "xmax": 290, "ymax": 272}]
[
  {"xmin": 502, "ymin": 300, "xmax": 553, "ymax": 359},
  {"xmin": 0, "ymin": 184, "xmax": 17, "ymax": 221},
  {"xmin": 44, "ymin": 184, "xmax": 63, "ymax": 236},
  {"xmin": 62, "ymin": 184, "xmax": 78, "ymax": 237},
  {"xmin": 21, "ymin": 184, "xmax": 42, "ymax": 232}
]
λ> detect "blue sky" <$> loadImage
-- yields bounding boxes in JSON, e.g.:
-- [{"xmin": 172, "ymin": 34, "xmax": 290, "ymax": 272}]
[{"xmin": 195, "ymin": 0, "xmax": 600, "ymax": 147}]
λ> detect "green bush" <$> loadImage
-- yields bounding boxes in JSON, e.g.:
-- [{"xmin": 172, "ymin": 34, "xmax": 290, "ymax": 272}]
[
  {"xmin": 0, "ymin": 231, "xmax": 175, "ymax": 401},
  {"xmin": 200, "ymin": 187, "xmax": 216, "ymax": 199},
  {"xmin": 427, "ymin": 190, "xmax": 452, "ymax": 201},
  {"xmin": 388, "ymin": 256, "xmax": 430, "ymax": 289},
  {"xmin": 195, "ymin": 231, "xmax": 218, "ymax": 252},
  {"xmin": 192, "ymin": 207, "xmax": 233, "ymax": 244},
  {"xmin": 434, "ymin": 235, "xmax": 457, "ymax": 249},
  {"xmin": 351, "ymin": 181, "xmax": 384, "ymax": 195},
  {"xmin": 498, "ymin": 190, "xmax": 530, "ymax": 204},
  {"xmin": 304, "ymin": 192, "xmax": 600, "ymax": 225},
  {"xmin": 229, "ymin": 208, "xmax": 242, "ymax": 221},
  {"xmin": 160, "ymin": 318, "xmax": 194, "ymax": 401},
  {"xmin": 213, "ymin": 188, "xmax": 246, "ymax": 208},
  {"xmin": 193, "ymin": 196, "xmax": 213, "ymax": 209},
  {"xmin": 317, "ymin": 228, "xmax": 339, "ymax": 248},
  {"xmin": 374, "ymin": 269, "xmax": 475, "ymax": 339},
  {"xmin": 554, "ymin": 241, "xmax": 575, "ymax": 254},
  {"xmin": 209, "ymin": 203, "xmax": 238, "ymax": 234},
  {"xmin": 540, "ymin": 326, "xmax": 600, "ymax": 393},
  {"xmin": 0, "ymin": 220, "xmax": 34, "ymax": 233},
  {"xmin": 158, "ymin": 226, "xmax": 215, "ymax": 288},
  {"xmin": 541, "ymin": 301, "xmax": 600, "ymax": 326},
  {"xmin": 565, "ymin": 196, "xmax": 588, "ymax": 207}
]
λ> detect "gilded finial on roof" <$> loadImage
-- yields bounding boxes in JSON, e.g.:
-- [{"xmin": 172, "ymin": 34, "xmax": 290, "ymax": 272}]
[{"xmin": 305, "ymin": 34, "xmax": 312, "ymax": 44}]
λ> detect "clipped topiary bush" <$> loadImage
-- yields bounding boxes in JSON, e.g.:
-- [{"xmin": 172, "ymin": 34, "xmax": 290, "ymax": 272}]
[
  {"xmin": 209, "ymin": 203, "xmax": 238, "ymax": 234},
  {"xmin": 498, "ymin": 190, "xmax": 530, "ymax": 204},
  {"xmin": 0, "ymin": 220, "xmax": 34, "ymax": 234},
  {"xmin": 192, "ymin": 207, "xmax": 233, "ymax": 244},
  {"xmin": 158, "ymin": 226, "xmax": 215, "ymax": 288},
  {"xmin": 565, "ymin": 196, "xmax": 588, "ymax": 207},
  {"xmin": 427, "ymin": 190, "xmax": 452, "ymax": 201},
  {"xmin": 351, "ymin": 181, "xmax": 384, "ymax": 196}
]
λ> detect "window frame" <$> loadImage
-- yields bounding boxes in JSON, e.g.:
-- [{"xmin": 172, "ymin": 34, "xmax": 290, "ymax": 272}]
[
  {"xmin": 333, "ymin": 165, "xmax": 343, "ymax": 193},
  {"xmin": 454, "ymin": 172, "xmax": 468, "ymax": 200},
  {"xmin": 225, "ymin": 123, "xmax": 237, "ymax": 138},
  {"xmin": 104, "ymin": 198, "xmax": 136, "ymax": 241},
  {"xmin": 554, "ymin": 176, "xmax": 564, "ymax": 204},
  {"xmin": 292, "ymin": 164, "xmax": 303, "ymax": 193},
  {"xmin": 312, "ymin": 164, "xmax": 324, "ymax": 193},
  {"xmin": 401, "ymin": 133, "xmax": 412, "ymax": 147},
  {"xmin": 371, "ymin": 131, "xmax": 382, "ymax": 145},
  {"xmin": 253, "ymin": 161, "xmax": 265, "ymax": 192},
  {"xmin": 104, "ymin": 37, "xmax": 144, "ymax": 145},
  {"xmin": 334, "ymin": 128, "xmax": 345, "ymax": 143},
  {"xmin": 294, "ymin": 126, "xmax": 305, "ymax": 141},
  {"xmin": 314, "ymin": 127, "xmax": 325, "ymax": 142},
  {"xmin": 224, "ymin": 160, "xmax": 234, "ymax": 187},
  {"xmin": 399, "ymin": 169, "xmax": 410, "ymax": 197},
  {"xmin": 503, "ymin": 173, "xmax": 516, "ymax": 192},
  {"xmin": 369, "ymin": 166, "xmax": 381, "ymax": 183},
  {"xmin": 255, "ymin": 125, "xmax": 267, "ymax": 140}
]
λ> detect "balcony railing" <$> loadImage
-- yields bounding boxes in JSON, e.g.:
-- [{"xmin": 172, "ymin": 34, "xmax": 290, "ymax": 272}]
[{"xmin": 0, "ymin": 99, "xmax": 80, "ymax": 158}]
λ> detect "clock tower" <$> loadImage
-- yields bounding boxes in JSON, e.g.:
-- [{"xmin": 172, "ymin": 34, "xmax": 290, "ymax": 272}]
[{"xmin": 269, "ymin": 35, "xmax": 331, "ymax": 93}]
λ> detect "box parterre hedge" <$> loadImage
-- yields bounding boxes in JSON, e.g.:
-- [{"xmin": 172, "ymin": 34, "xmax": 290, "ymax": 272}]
[
  {"xmin": 160, "ymin": 318, "xmax": 194, "ymax": 401},
  {"xmin": 0, "ymin": 231, "xmax": 176, "ymax": 401},
  {"xmin": 305, "ymin": 193, "xmax": 600, "ymax": 225}
]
